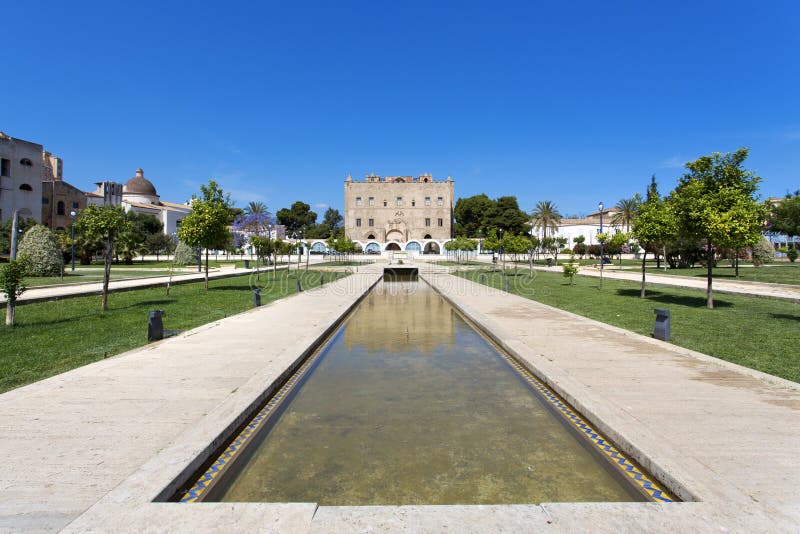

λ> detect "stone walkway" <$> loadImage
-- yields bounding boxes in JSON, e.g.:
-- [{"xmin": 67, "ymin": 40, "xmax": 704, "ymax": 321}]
[{"xmin": 1, "ymin": 265, "xmax": 798, "ymax": 531}]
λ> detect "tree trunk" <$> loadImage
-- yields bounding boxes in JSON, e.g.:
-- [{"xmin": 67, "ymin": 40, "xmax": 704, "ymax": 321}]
[
  {"xmin": 204, "ymin": 249, "xmax": 209, "ymax": 290},
  {"xmin": 706, "ymin": 239, "xmax": 714, "ymax": 309},
  {"xmin": 640, "ymin": 250, "xmax": 647, "ymax": 298},
  {"xmin": 101, "ymin": 236, "xmax": 113, "ymax": 311},
  {"xmin": 5, "ymin": 299, "xmax": 14, "ymax": 326},
  {"xmin": 735, "ymin": 249, "xmax": 739, "ymax": 277}
]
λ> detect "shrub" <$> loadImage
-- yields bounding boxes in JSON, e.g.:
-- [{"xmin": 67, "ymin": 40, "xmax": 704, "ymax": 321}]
[
  {"xmin": 562, "ymin": 261, "xmax": 579, "ymax": 285},
  {"xmin": 560, "ymin": 247, "xmax": 572, "ymax": 255},
  {"xmin": 18, "ymin": 224, "xmax": 63, "ymax": 276},
  {"xmin": 751, "ymin": 237, "xmax": 775, "ymax": 266},
  {"xmin": 173, "ymin": 240, "xmax": 198, "ymax": 265},
  {"xmin": 573, "ymin": 242, "xmax": 587, "ymax": 258},
  {"xmin": 788, "ymin": 247, "xmax": 798, "ymax": 263}
]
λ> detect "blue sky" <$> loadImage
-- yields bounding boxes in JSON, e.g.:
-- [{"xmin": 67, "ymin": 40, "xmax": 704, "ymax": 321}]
[{"xmin": 3, "ymin": 1, "xmax": 798, "ymax": 218}]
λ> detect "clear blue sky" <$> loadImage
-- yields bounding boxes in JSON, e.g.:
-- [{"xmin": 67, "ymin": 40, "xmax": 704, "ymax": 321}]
[{"xmin": 3, "ymin": 1, "xmax": 798, "ymax": 218}]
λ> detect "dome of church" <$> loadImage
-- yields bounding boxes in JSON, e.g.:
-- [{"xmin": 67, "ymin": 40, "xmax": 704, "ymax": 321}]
[{"xmin": 123, "ymin": 169, "xmax": 158, "ymax": 197}]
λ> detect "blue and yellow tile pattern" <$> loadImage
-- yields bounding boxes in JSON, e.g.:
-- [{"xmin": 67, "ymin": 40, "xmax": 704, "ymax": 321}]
[
  {"xmin": 496, "ymin": 351, "xmax": 676, "ymax": 502},
  {"xmin": 179, "ymin": 349, "xmax": 325, "ymax": 502}
]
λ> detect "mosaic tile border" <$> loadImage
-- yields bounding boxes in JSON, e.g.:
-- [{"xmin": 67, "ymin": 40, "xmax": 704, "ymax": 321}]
[
  {"xmin": 495, "ymin": 350, "xmax": 676, "ymax": 502},
  {"xmin": 179, "ymin": 346, "xmax": 326, "ymax": 503}
]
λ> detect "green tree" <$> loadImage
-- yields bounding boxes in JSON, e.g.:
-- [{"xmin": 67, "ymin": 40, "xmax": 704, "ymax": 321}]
[
  {"xmin": 0, "ymin": 259, "xmax": 27, "ymax": 326},
  {"xmin": 18, "ymin": 225, "xmax": 63, "ymax": 276},
  {"xmin": 486, "ymin": 196, "xmax": 529, "ymax": 235},
  {"xmin": 178, "ymin": 181, "xmax": 233, "ymax": 290},
  {"xmin": 632, "ymin": 195, "xmax": 678, "ymax": 297},
  {"xmin": 768, "ymin": 193, "xmax": 800, "ymax": 244},
  {"xmin": 244, "ymin": 201, "xmax": 269, "ymax": 217},
  {"xmin": 75, "ymin": 205, "xmax": 129, "ymax": 311},
  {"xmin": 611, "ymin": 195, "xmax": 642, "ymax": 233},
  {"xmin": 530, "ymin": 200, "xmax": 562, "ymax": 240},
  {"xmin": 669, "ymin": 148, "xmax": 767, "ymax": 308},
  {"xmin": 276, "ymin": 201, "xmax": 318, "ymax": 236},
  {"xmin": 751, "ymin": 236, "xmax": 774, "ymax": 266},
  {"xmin": 454, "ymin": 194, "xmax": 494, "ymax": 237},
  {"xmin": 146, "ymin": 233, "xmax": 175, "ymax": 261},
  {"xmin": 313, "ymin": 207, "xmax": 344, "ymax": 239}
]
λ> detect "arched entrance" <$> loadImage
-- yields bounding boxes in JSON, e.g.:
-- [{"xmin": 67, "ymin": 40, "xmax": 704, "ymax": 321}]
[
  {"xmin": 386, "ymin": 229, "xmax": 404, "ymax": 242},
  {"xmin": 406, "ymin": 241, "xmax": 422, "ymax": 252},
  {"xmin": 385, "ymin": 242, "xmax": 401, "ymax": 251},
  {"xmin": 424, "ymin": 241, "xmax": 440, "ymax": 254},
  {"xmin": 365, "ymin": 242, "xmax": 381, "ymax": 253}
]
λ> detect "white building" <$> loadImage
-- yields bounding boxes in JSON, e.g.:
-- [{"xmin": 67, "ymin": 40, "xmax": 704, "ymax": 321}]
[
  {"xmin": 85, "ymin": 169, "xmax": 191, "ymax": 235},
  {"xmin": 0, "ymin": 132, "xmax": 45, "ymax": 223}
]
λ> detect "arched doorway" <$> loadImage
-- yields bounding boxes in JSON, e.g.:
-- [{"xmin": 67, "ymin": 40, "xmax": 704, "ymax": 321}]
[
  {"xmin": 310, "ymin": 242, "xmax": 327, "ymax": 253},
  {"xmin": 385, "ymin": 242, "xmax": 401, "ymax": 251},
  {"xmin": 424, "ymin": 241, "xmax": 440, "ymax": 254},
  {"xmin": 406, "ymin": 241, "xmax": 422, "ymax": 252},
  {"xmin": 386, "ymin": 229, "xmax": 404, "ymax": 242},
  {"xmin": 365, "ymin": 242, "xmax": 381, "ymax": 253}
]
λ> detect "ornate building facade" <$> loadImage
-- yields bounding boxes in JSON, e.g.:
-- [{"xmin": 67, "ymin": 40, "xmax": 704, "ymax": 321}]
[{"xmin": 343, "ymin": 173, "xmax": 454, "ymax": 253}]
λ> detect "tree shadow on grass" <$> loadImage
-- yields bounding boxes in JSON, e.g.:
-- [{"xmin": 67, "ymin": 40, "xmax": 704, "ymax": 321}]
[
  {"xmin": 770, "ymin": 313, "xmax": 800, "ymax": 321},
  {"xmin": 615, "ymin": 288, "xmax": 733, "ymax": 308},
  {"xmin": 208, "ymin": 285, "xmax": 253, "ymax": 291}
]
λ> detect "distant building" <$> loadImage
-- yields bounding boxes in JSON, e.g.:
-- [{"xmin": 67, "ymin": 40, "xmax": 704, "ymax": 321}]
[
  {"xmin": 42, "ymin": 179, "xmax": 87, "ymax": 231},
  {"xmin": 343, "ymin": 173, "xmax": 454, "ymax": 254},
  {"xmin": 85, "ymin": 168, "xmax": 191, "ymax": 235},
  {"xmin": 0, "ymin": 132, "xmax": 46, "ymax": 224}
]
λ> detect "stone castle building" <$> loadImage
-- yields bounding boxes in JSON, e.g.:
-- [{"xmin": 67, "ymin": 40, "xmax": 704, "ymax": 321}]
[{"xmin": 343, "ymin": 173, "xmax": 454, "ymax": 254}]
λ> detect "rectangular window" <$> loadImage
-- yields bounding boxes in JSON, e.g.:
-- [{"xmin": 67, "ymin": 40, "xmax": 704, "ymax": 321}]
[
  {"xmin": 396, "ymin": 196, "xmax": 402, "ymax": 207},
  {"xmin": 356, "ymin": 218, "xmax": 362, "ymax": 227},
  {"xmin": 438, "ymin": 218, "xmax": 443, "ymax": 227},
  {"xmin": 437, "ymin": 197, "xmax": 444, "ymax": 206},
  {"xmin": 411, "ymin": 200, "xmax": 416, "ymax": 207},
  {"xmin": 425, "ymin": 196, "xmax": 431, "ymax": 206},
  {"xmin": 368, "ymin": 218, "xmax": 374, "ymax": 227},
  {"xmin": 368, "ymin": 197, "xmax": 374, "ymax": 206},
  {"xmin": 356, "ymin": 196, "xmax": 362, "ymax": 206},
  {"xmin": 42, "ymin": 197, "xmax": 49, "ymax": 205},
  {"xmin": 425, "ymin": 218, "xmax": 431, "ymax": 227},
  {"xmin": 0, "ymin": 158, "xmax": 10, "ymax": 177},
  {"xmin": 72, "ymin": 201, "xmax": 80, "ymax": 209},
  {"xmin": 383, "ymin": 200, "xmax": 387, "ymax": 207}
]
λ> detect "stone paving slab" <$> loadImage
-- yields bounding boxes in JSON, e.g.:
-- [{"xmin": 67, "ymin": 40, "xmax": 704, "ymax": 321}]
[{"xmin": 0, "ymin": 272, "xmax": 380, "ymax": 532}]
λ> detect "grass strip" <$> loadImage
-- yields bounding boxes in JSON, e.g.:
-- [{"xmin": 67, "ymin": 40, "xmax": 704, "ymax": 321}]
[
  {"xmin": 0, "ymin": 269, "xmax": 348, "ymax": 393},
  {"xmin": 456, "ymin": 268, "xmax": 800, "ymax": 383}
]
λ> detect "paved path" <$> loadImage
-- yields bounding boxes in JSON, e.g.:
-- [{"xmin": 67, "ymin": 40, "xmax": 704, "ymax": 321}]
[
  {"xmin": 2, "ymin": 264, "xmax": 798, "ymax": 531},
  {"xmin": 0, "ymin": 266, "xmax": 298, "ymax": 305}
]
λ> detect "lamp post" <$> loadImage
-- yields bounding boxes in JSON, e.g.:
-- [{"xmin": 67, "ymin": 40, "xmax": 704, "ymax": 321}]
[
  {"xmin": 598, "ymin": 201, "xmax": 604, "ymax": 285},
  {"xmin": 70, "ymin": 210, "xmax": 77, "ymax": 271},
  {"xmin": 498, "ymin": 228, "xmax": 505, "ymax": 275},
  {"xmin": 297, "ymin": 230, "xmax": 302, "ymax": 270}
]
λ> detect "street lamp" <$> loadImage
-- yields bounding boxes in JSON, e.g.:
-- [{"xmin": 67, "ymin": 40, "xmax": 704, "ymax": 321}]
[
  {"xmin": 598, "ymin": 201, "xmax": 604, "ymax": 284},
  {"xmin": 70, "ymin": 210, "xmax": 77, "ymax": 271}
]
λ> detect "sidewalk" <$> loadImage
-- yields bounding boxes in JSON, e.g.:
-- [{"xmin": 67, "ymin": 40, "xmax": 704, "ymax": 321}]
[{"xmin": 0, "ymin": 265, "xmax": 290, "ymax": 305}]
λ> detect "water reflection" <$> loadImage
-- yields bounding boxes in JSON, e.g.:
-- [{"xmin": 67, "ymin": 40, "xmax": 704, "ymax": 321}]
[{"xmin": 214, "ymin": 282, "xmax": 641, "ymax": 504}]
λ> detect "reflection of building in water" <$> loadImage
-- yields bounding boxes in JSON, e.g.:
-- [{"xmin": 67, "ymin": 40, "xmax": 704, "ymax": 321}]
[{"xmin": 344, "ymin": 283, "xmax": 455, "ymax": 353}]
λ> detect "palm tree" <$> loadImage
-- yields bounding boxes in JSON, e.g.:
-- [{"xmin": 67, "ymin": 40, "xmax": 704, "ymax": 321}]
[
  {"xmin": 530, "ymin": 201, "xmax": 562, "ymax": 241},
  {"xmin": 244, "ymin": 201, "xmax": 268, "ymax": 217},
  {"xmin": 611, "ymin": 194, "xmax": 642, "ymax": 233}
]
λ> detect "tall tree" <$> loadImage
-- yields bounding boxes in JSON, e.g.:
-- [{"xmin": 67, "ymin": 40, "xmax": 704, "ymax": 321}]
[
  {"xmin": 632, "ymin": 180, "xmax": 678, "ymax": 297},
  {"xmin": 244, "ymin": 201, "xmax": 269, "ymax": 217},
  {"xmin": 669, "ymin": 148, "xmax": 767, "ymax": 308},
  {"xmin": 316, "ymin": 207, "xmax": 344, "ymax": 238},
  {"xmin": 178, "ymin": 181, "xmax": 233, "ymax": 290},
  {"xmin": 276, "ymin": 201, "xmax": 318, "ymax": 236},
  {"xmin": 611, "ymin": 194, "xmax": 642, "ymax": 233},
  {"xmin": 530, "ymin": 200, "xmax": 562, "ymax": 240},
  {"xmin": 486, "ymin": 196, "xmax": 528, "ymax": 235},
  {"xmin": 454, "ymin": 194, "xmax": 493, "ymax": 237},
  {"xmin": 768, "ymin": 193, "xmax": 800, "ymax": 244},
  {"xmin": 75, "ymin": 205, "xmax": 129, "ymax": 311}
]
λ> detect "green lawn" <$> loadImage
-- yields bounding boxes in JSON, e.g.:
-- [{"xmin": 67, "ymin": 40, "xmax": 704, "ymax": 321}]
[
  {"xmin": 457, "ymin": 269, "xmax": 800, "ymax": 383},
  {"xmin": 0, "ymin": 269, "xmax": 348, "ymax": 393},
  {"xmin": 432, "ymin": 260, "xmax": 483, "ymax": 266}
]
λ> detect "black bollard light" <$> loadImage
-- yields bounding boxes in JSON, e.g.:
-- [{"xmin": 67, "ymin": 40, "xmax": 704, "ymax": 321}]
[
  {"xmin": 297, "ymin": 278, "xmax": 303, "ymax": 292},
  {"xmin": 653, "ymin": 309, "xmax": 671, "ymax": 340},
  {"xmin": 320, "ymin": 274, "xmax": 325, "ymax": 285},
  {"xmin": 148, "ymin": 310, "xmax": 165, "ymax": 342},
  {"xmin": 505, "ymin": 276, "xmax": 510, "ymax": 292},
  {"xmin": 480, "ymin": 274, "xmax": 486, "ymax": 284},
  {"xmin": 253, "ymin": 288, "xmax": 261, "ymax": 307}
]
